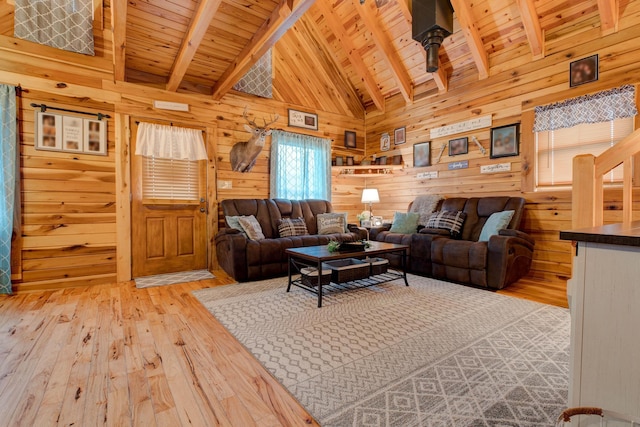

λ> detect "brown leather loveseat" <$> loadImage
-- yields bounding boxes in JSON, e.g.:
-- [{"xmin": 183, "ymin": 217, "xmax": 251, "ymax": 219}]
[
  {"xmin": 373, "ymin": 196, "xmax": 534, "ymax": 290},
  {"xmin": 216, "ymin": 198, "xmax": 366, "ymax": 282}
]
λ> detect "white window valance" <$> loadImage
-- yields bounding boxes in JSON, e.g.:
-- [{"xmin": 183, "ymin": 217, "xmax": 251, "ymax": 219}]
[
  {"xmin": 135, "ymin": 122, "xmax": 207, "ymax": 161},
  {"xmin": 533, "ymin": 85, "xmax": 637, "ymax": 132}
]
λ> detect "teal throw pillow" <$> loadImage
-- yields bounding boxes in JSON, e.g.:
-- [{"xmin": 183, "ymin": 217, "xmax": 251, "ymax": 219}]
[
  {"xmin": 478, "ymin": 210, "xmax": 515, "ymax": 242},
  {"xmin": 389, "ymin": 212, "xmax": 420, "ymax": 234}
]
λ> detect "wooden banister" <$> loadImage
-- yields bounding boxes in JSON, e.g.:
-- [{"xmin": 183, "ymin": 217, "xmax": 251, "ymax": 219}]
[{"xmin": 572, "ymin": 128, "xmax": 640, "ymax": 229}]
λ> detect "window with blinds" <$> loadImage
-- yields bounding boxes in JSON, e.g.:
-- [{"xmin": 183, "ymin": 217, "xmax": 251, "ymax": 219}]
[
  {"xmin": 142, "ymin": 156, "xmax": 199, "ymax": 200},
  {"xmin": 535, "ymin": 117, "xmax": 634, "ymax": 187}
]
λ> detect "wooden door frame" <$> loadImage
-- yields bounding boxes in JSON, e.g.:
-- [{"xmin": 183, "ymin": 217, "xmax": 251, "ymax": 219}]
[{"xmin": 115, "ymin": 114, "xmax": 218, "ymax": 282}]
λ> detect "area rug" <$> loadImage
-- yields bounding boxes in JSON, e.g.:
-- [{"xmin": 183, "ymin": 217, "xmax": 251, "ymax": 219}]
[
  {"xmin": 193, "ymin": 275, "xmax": 570, "ymax": 426},
  {"xmin": 135, "ymin": 269, "xmax": 214, "ymax": 288}
]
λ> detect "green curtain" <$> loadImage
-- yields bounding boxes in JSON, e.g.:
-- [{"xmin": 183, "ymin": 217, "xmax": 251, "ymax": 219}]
[
  {"xmin": 270, "ymin": 130, "xmax": 331, "ymax": 200},
  {"xmin": 0, "ymin": 85, "xmax": 16, "ymax": 294}
]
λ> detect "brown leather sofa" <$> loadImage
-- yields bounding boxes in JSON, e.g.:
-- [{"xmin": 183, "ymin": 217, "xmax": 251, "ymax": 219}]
[
  {"xmin": 216, "ymin": 199, "xmax": 366, "ymax": 282},
  {"xmin": 372, "ymin": 196, "xmax": 534, "ymax": 289}
]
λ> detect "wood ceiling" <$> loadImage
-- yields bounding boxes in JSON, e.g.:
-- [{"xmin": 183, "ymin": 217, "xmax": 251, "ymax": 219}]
[{"xmin": 1, "ymin": 0, "xmax": 624, "ymax": 118}]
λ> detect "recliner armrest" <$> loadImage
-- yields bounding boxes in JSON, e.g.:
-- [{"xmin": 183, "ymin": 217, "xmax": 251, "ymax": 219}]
[
  {"xmin": 347, "ymin": 224, "xmax": 368, "ymax": 240},
  {"xmin": 486, "ymin": 231, "xmax": 535, "ymax": 289},
  {"xmin": 419, "ymin": 228, "xmax": 451, "ymax": 237},
  {"xmin": 368, "ymin": 224, "xmax": 391, "ymax": 241},
  {"xmin": 498, "ymin": 228, "xmax": 535, "ymax": 246}
]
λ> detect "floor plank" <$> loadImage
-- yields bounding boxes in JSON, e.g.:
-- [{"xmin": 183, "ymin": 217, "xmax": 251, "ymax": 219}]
[{"xmin": 0, "ymin": 270, "xmax": 566, "ymax": 426}]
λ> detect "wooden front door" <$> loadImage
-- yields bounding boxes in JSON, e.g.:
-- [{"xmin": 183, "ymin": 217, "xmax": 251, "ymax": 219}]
[{"xmin": 131, "ymin": 120, "xmax": 208, "ymax": 277}]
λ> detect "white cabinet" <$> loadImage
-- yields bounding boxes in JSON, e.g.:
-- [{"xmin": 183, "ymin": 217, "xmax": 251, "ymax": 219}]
[{"xmin": 565, "ymin": 238, "xmax": 640, "ymax": 424}]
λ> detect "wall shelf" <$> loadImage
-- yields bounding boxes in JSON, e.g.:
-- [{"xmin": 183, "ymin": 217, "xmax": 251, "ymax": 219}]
[{"xmin": 333, "ymin": 165, "xmax": 403, "ymax": 177}]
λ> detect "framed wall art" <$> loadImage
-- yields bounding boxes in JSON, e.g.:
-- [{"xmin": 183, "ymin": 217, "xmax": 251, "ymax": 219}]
[
  {"xmin": 394, "ymin": 127, "xmax": 406, "ymax": 145},
  {"xmin": 490, "ymin": 123, "xmax": 519, "ymax": 159},
  {"xmin": 288, "ymin": 109, "xmax": 318, "ymax": 130},
  {"xmin": 413, "ymin": 141, "xmax": 431, "ymax": 167},
  {"xmin": 570, "ymin": 54, "xmax": 598, "ymax": 87},
  {"xmin": 62, "ymin": 115, "xmax": 83, "ymax": 152},
  {"xmin": 380, "ymin": 132, "xmax": 390, "ymax": 151},
  {"xmin": 35, "ymin": 111, "xmax": 62, "ymax": 151},
  {"xmin": 344, "ymin": 130, "xmax": 356, "ymax": 148},
  {"xmin": 34, "ymin": 111, "xmax": 108, "ymax": 155},
  {"xmin": 448, "ymin": 137, "xmax": 468, "ymax": 156},
  {"xmin": 84, "ymin": 119, "xmax": 108, "ymax": 155}
]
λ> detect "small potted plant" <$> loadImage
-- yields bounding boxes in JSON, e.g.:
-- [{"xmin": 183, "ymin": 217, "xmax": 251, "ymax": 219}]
[{"xmin": 356, "ymin": 210, "xmax": 372, "ymax": 226}]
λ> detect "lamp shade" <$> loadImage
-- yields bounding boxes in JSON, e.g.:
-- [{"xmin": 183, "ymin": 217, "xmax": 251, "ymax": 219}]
[{"xmin": 361, "ymin": 188, "xmax": 380, "ymax": 204}]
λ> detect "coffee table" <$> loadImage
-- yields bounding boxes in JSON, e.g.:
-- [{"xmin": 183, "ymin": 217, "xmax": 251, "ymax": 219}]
[{"xmin": 285, "ymin": 241, "xmax": 409, "ymax": 307}]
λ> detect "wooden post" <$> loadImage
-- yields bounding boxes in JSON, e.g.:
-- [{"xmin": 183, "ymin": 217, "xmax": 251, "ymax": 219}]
[
  {"xmin": 572, "ymin": 154, "xmax": 597, "ymax": 229},
  {"xmin": 623, "ymin": 157, "xmax": 633, "ymax": 224}
]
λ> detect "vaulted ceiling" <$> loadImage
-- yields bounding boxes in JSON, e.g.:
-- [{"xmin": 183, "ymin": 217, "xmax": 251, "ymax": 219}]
[{"xmin": 1, "ymin": 0, "xmax": 624, "ymax": 118}]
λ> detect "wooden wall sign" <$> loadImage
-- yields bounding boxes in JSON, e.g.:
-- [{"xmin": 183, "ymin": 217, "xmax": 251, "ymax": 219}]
[
  {"xmin": 448, "ymin": 160, "xmax": 469, "ymax": 170},
  {"xmin": 431, "ymin": 115, "xmax": 492, "ymax": 138},
  {"xmin": 481, "ymin": 163, "xmax": 511, "ymax": 173}
]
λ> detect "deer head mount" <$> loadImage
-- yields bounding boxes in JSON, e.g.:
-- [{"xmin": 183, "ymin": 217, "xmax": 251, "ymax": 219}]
[{"xmin": 230, "ymin": 107, "xmax": 279, "ymax": 173}]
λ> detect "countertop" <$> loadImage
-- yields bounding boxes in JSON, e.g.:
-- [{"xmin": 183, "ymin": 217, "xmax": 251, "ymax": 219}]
[{"xmin": 559, "ymin": 221, "xmax": 640, "ymax": 247}]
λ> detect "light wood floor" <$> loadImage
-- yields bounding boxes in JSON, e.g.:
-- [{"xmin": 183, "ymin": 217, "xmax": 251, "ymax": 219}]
[{"xmin": 0, "ymin": 271, "xmax": 567, "ymax": 426}]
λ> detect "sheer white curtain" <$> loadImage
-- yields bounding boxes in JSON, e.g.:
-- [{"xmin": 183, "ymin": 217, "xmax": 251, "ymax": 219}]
[
  {"xmin": 1, "ymin": 85, "xmax": 17, "ymax": 294},
  {"xmin": 270, "ymin": 130, "xmax": 331, "ymax": 200},
  {"xmin": 14, "ymin": 0, "xmax": 95, "ymax": 55},
  {"xmin": 135, "ymin": 122, "xmax": 207, "ymax": 160}
]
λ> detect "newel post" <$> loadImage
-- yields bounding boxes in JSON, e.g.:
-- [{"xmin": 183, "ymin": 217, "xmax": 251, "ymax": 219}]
[{"xmin": 572, "ymin": 154, "xmax": 599, "ymax": 229}]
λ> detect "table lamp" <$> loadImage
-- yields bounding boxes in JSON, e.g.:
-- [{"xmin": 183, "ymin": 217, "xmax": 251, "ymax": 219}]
[{"xmin": 361, "ymin": 188, "xmax": 380, "ymax": 217}]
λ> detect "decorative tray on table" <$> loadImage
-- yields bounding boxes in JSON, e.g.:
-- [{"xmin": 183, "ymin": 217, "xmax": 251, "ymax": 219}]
[{"xmin": 338, "ymin": 241, "xmax": 369, "ymax": 252}]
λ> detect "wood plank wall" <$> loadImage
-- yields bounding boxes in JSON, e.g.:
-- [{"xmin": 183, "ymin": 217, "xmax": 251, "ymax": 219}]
[
  {"xmin": 3, "ymin": 72, "xmax": 364, "ymax": 292},
  {"xmin": 4, "ymin": 0, "xmax": 640, "ymax": 292},
  {"xmin": 357, "ymin": 3, "xmax": 640, "ymax": 289},
  {"xmin": 15, "ymin": 90, "xmax": 117, "ymax": 290}
]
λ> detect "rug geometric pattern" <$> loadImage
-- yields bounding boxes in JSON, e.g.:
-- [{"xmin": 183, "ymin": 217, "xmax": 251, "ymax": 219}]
[
  {"xmin": 193, "ymin": 275, "xmax": 569, "ymax": 426},
  {"xmin": 135, "ymin": 269, "xmax": 214, "ymax": 289}
]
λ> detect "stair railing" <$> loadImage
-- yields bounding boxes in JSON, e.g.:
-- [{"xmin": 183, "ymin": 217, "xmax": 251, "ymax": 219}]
[{"xmin": 572, "ymin": 128, "xmax": 640, "ymax": 229}]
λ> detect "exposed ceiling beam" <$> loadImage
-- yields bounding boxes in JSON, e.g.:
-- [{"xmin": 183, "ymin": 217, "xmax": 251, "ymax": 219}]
[
  {"xmin": 297, "ymin": 16, "xmax": 365, "ymax": 117},
  {"xmin": 396, "ymin": 0, "xmax": 412, "ymax": 23},
  {"xmin": 110, "ymin": 0, "xmax": 127, "ymax": 81},
  {"xmin": 432, "ymin": 61, "xmax": 448, "ymax": 91},
  {"xmin": 449, "ymin": 0, "xmax": 489, "ymax": 79},
  {"xmin": 166, "ymin": 0, "xmax": 223, "ymax": 92},
  {"xmin": 515, "ymin": 0, "xmax": 544, "ymax": 60},
  {"xmin": 353, "ymin": 0, "xmax": 413, "ymax": 104},
  {"xmin": 597, "ymin": 0, "xmax": 619, "ymax": 35},
  {"xmin": 315, "ymin": 1, "xmax": 385, "ymax": 111},
  {"xmin": 212, "ymin": 0, "xmax": 316, "ymax": 100}
]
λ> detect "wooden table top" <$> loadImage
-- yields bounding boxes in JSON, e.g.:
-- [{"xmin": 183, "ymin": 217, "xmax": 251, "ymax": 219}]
[{"xmin": 285, "ymin": 241, "xmax": 408, "ymax": 262}]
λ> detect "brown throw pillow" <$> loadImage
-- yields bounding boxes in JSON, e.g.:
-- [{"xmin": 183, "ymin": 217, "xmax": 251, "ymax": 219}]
[
  {"xmin": 238, "ymin": 215, "xmax": 265, "ymax": 240},
  {"xmin": 277, "ymin": 217, "xmax": 309, "ymax": 237}
]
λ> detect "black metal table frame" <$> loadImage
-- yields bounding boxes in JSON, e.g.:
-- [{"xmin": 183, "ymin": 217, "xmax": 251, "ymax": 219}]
[{"xmin": 285, "ymin": 244, "xmax": 409, "ymax": 307}]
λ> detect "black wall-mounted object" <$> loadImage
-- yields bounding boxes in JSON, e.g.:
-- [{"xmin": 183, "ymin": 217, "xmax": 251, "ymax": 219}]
[{"xmin": 411, "ymin": 0, "xmax": 454, "ymax": 72}]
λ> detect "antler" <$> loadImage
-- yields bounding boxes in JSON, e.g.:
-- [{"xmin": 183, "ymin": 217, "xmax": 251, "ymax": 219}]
[
  {"xmin": 263, "ymin": 113, "xmax": 280, "ymax": 128},
  {"xmin": 242, "ymin": 106, "xmax": 279, "ymax": 129},
  {"xmin": 242, "ymin": 106, "xmax": 258, "ymax": 128}
]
